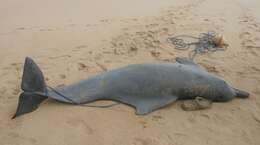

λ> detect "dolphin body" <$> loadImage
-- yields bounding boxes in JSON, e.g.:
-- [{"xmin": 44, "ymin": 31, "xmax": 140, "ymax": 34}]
[{"xmin": 13, "ymin": 57, "xmax": 249, "ymax": 118}]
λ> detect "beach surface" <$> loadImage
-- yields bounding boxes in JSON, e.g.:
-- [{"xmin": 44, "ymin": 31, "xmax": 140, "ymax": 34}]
[{"xmin": 0, "ymin": 0, "xmax": 260, "ymax": 145}]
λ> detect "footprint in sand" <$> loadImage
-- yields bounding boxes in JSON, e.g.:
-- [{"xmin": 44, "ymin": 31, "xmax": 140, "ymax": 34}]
[
  {"xmin": 75, "ymin": 45, "xmax": 87, "ymax": 49},
  {"xmin": 66, "ymin": 119, "xmax": 94, "ymax": 135},
  {"xmin": 239, "ymin": 13, "xmax": 260, "ymax": 56},
  {"xmin": 239, "ymin": 31, "xmax": 251, "ymax": 39},
  {"xmin": 0, "ymin": 87, "xmax": 6, "ymax": 96},
  {"xmin": 138, "ymin": 120, "xmax": 148, "ymax": 128},
  {"xmin": 150, "ymin": 50, "xmax": 161, "ymax": 58},
  {"xmin": 151, "ymin": 115, "xmax": 163, "ymax": 122},
  {"xmin": 59, "ymin": 74, "xmax": 66, "ymax": 79},
  {"xmin": 12, "ymin": 87, "xmax": 20, "ymax": 96},
  {"xmin": 239, "ymin": 30, "xmax": 260, "ymax": 56},
  {"xmin": 254, "ymin": 86, "xmax": 260, "ymax": 95},
  {"xmin": 250, "ymin": 66, "xmax": 260, "ymax": 72},
  {"xmin": 7, "ymin": 132, "xmax": 37, "ymax": 144},
  {"xmin": 48, "ymin": 55, "xmax": 71, "ymax": 59},
  {"xmin": 78, "ymin": 62, "xmax": 88, "ymax": 71},
  {"xmin": 145, "ymin": 23, "xmax": 159, "ymax": 29},
  {"xmin": 133, "ymin": 137, "xmax": 157, "ymax": 145},
  {"xmin": 11, "ymin": 62, "xmax": 22, "ymax": 71},
  {"xmin": 240, "ymin": 13, "xmax": 260, "ymax": 32},
  {"xmin": 239, "ymin": 35, "xmax": 260, "ymax": 56},
  {"xmin": 95, "ymin": 62, "xmax": 107, "ymax": 72},
  {"xmin": 39, "ymin": 28, "xmax": 54, "ymax": 31},
  {"xmin": 67, "ymin": 24, "xmax": 76, "ymax": 27},
  {"xmin": 159, "ymin": 27, "xmax": 169, "ymax": 35},
  {"xmin": 100, "ymin": 19, "xmax": 113, "ymax": 23},
  {"xmin": 198, "ymin": 62, "xmax": 220, "ymax": 74},
  {"xmin": 16, "ymin": 27, "xmax": 26, "ymax": 30},
  {"xmin": 245, "ymin": 45, "xmax": 260, "ymax": 53}
]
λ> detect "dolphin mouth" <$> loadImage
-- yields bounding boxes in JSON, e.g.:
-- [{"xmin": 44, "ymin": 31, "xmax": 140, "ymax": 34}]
[{"xmin": 233, "ymin": 88, "xmax": 250, "ymax": 99}]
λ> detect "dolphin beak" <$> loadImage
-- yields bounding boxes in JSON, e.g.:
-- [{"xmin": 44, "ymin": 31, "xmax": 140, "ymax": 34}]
[{"xmin": 233, "ymin": 88, "xmax": 250, "ymax": 99}]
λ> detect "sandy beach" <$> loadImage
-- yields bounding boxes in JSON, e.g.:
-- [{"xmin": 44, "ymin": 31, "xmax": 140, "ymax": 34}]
[{"xmin": 0, "ymin": 0, "xmax": 260, "ymax": 145}]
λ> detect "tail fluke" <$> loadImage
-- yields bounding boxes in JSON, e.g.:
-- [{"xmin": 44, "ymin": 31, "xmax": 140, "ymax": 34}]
[
  {"xmin": 12, "ymin": 57, "xmax": 48, "ymax": 119},
  {"xmin": 12, "ymin": 92, "xmax": 47, "ymax": 119}
]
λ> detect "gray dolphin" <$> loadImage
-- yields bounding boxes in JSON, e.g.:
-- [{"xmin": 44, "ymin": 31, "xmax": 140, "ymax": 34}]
[{"xmin": 12, "ymin": 57, "xmax": 249, "ymax": 118}]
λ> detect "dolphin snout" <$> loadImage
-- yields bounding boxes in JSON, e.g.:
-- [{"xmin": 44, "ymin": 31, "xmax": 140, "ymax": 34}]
[{"xmin": 233, "ymin": 88, "xmax": 250, "ymax": 99}]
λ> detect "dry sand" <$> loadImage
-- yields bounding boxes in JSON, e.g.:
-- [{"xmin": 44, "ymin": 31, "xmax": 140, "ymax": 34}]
[{"xmin": 1, "ymin": 0, "xmax": 260, "ymax": 145}]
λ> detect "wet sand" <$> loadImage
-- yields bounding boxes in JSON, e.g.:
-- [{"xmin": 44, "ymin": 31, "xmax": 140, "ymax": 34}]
[{"xmin": 0, "ymin": 0, "xmax": 260, "ymax": 145}]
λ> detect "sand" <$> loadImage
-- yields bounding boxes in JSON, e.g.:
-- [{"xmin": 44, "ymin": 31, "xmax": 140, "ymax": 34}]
[{"xmin": 0, "ymin": 0, "xmax": 260, "ymax": 144}]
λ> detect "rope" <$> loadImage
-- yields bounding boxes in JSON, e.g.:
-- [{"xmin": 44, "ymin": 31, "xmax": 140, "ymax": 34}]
[
  {"xmin": 47, "ymin": 86, "xmax": 120, "ymax": 108},
  {"xmin": 167, "ymin": 31, "xmax": 228, "ymax": 59}
]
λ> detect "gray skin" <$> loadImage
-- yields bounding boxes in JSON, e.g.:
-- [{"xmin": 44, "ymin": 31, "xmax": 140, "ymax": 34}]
[
  {"xmin": 47, "ymin": 57, "xmax": 239, "ymax": 115},
  {"xmin": 13, "ymin": 57, "xmax": 249, "ymax": 118}
]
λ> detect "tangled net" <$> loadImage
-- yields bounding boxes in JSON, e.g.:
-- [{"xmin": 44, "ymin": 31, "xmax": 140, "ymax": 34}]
[{"xmin": 167, "ymin": 31, "xmax": 228, "ymax": 59}]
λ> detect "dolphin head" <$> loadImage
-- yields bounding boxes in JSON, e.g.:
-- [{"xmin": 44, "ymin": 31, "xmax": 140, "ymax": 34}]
[
  {"xmin": 212, "ymin": 80, "xmax": 236, "ymax": 102},
  {"xmin": 212, "ymin": 80, "xmax": 250, "ymax": 102}
]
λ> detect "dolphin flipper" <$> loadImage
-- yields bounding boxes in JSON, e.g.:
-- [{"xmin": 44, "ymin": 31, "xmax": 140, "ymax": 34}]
[{"xmin": 134, "ymin": 95, "xmax": 178, "ymax": 115}]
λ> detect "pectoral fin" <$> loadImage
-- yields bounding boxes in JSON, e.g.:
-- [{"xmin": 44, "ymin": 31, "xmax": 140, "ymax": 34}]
[{"xmin": 135, "ymin": 95, "xmax": 178, "ymax": 115}]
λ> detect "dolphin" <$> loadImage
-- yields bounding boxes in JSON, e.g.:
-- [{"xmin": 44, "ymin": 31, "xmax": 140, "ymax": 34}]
[{"xmin": 12, "ymin": 57, "xmax": 249, "ymax": 118}]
